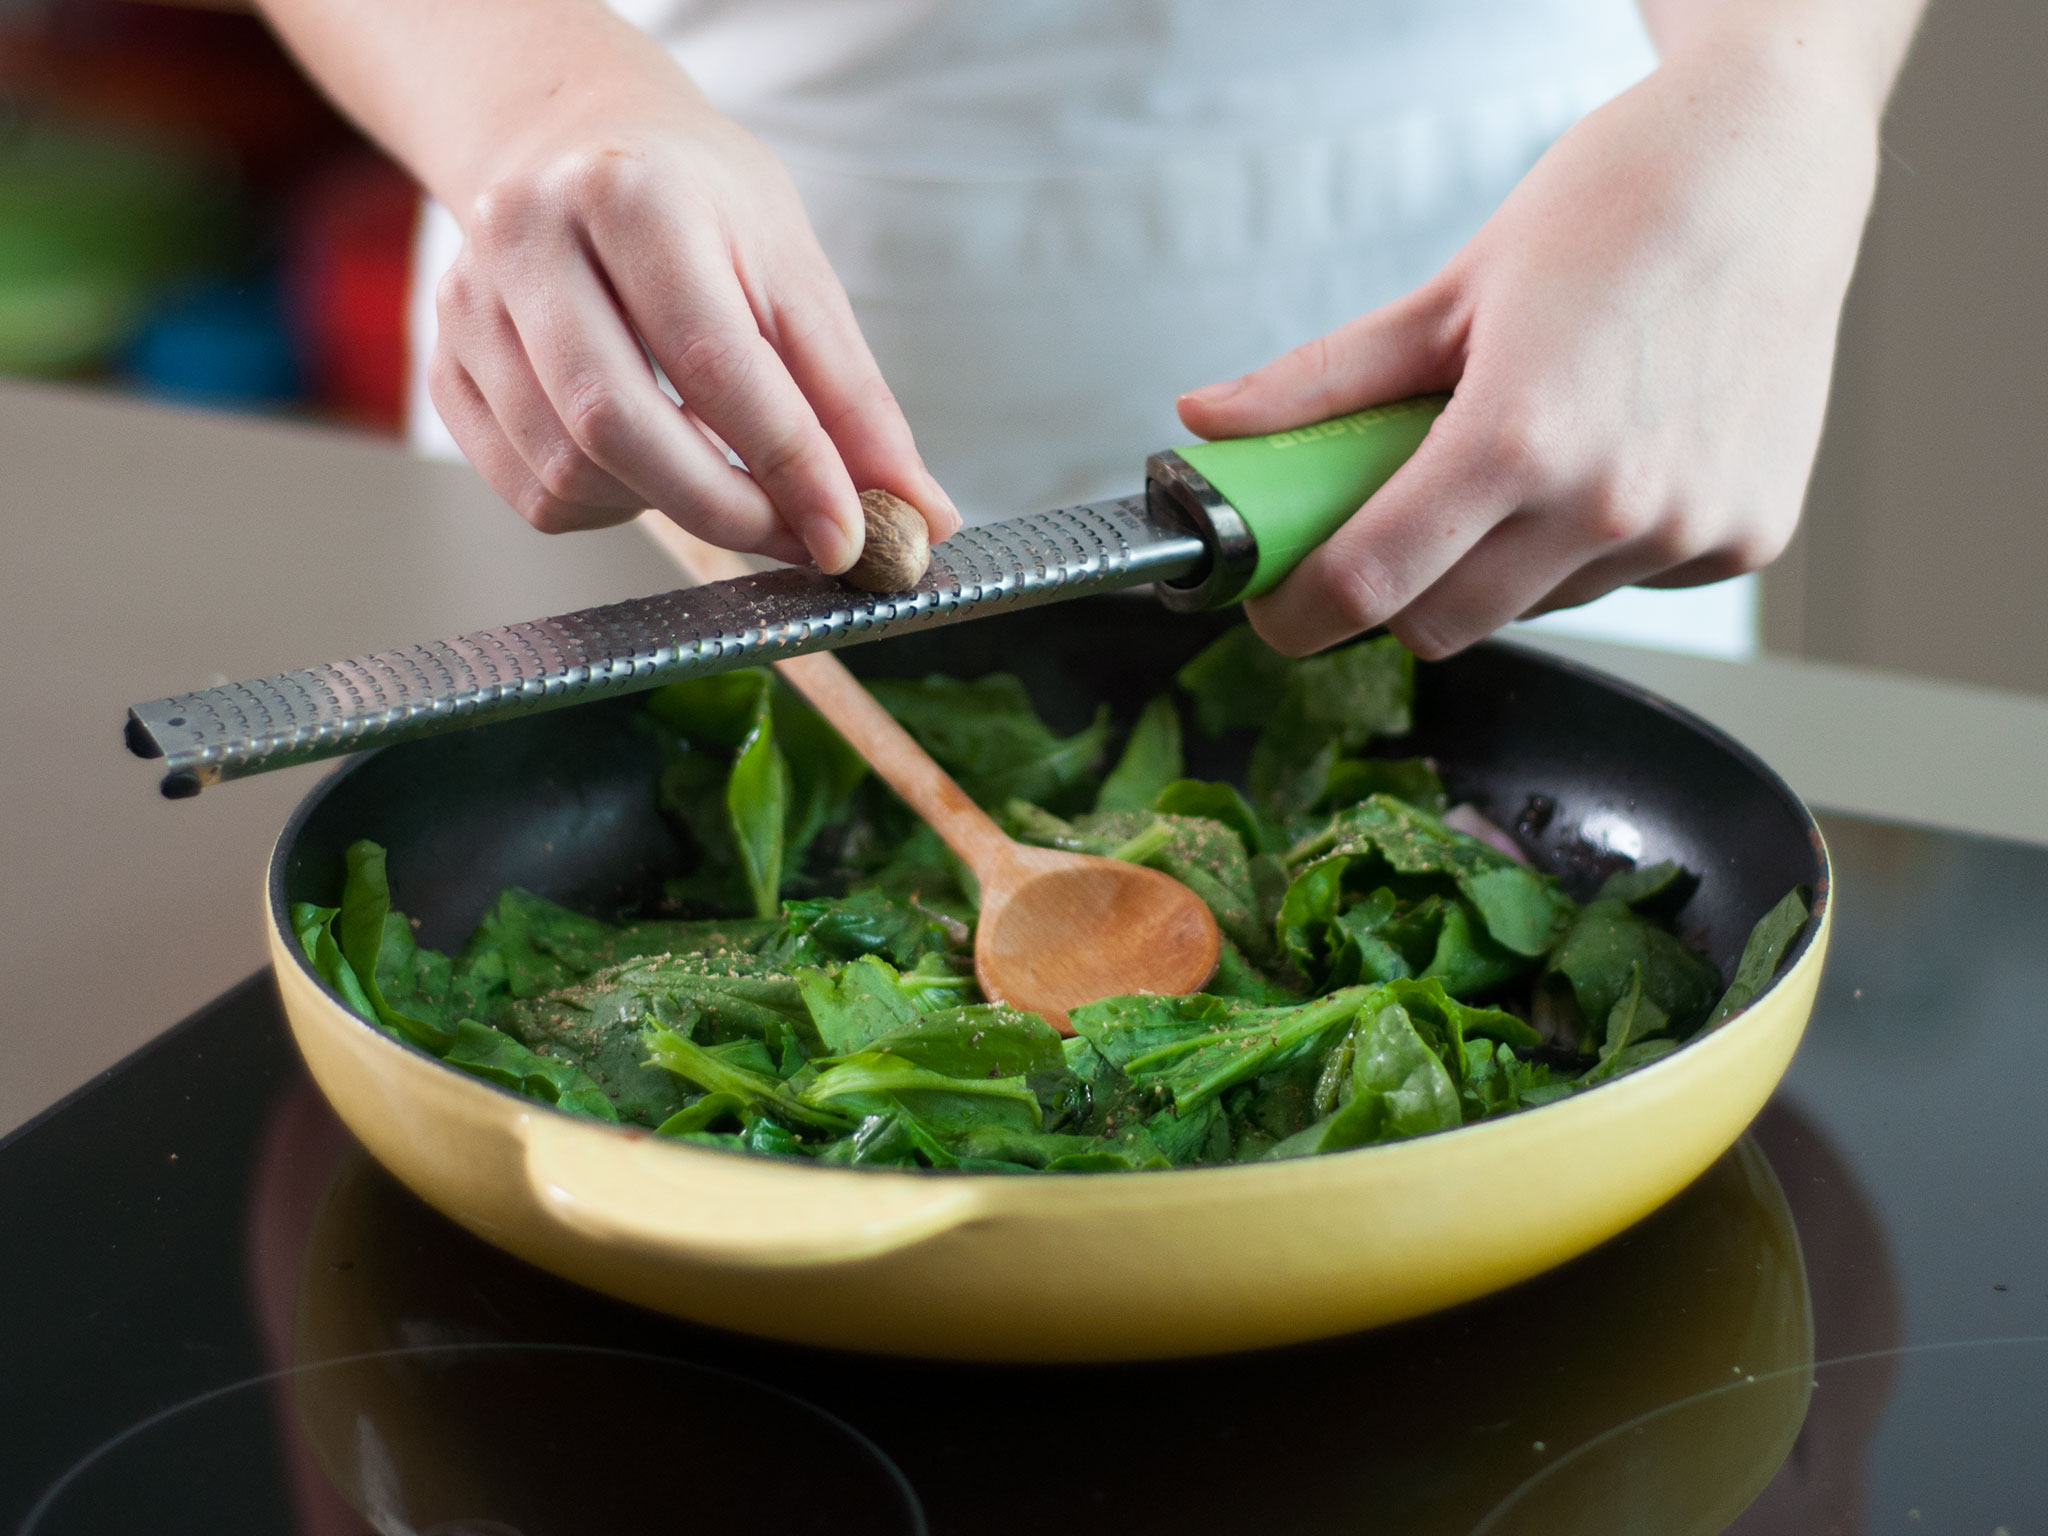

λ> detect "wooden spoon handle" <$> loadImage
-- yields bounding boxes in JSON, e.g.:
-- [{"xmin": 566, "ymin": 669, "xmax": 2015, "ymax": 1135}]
[
  {"xmin": 639, "ymin": 517, "xmax": 1017, "ymax": 882},
  {"xmin": 773, "ymin": 651, "xmax": 1015, "ymax": 875}
]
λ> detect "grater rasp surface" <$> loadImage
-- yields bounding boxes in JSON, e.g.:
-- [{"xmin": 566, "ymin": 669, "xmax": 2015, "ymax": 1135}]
[{"xmin": 126, "ymin": 497, "xmax": 1206, "ymax": 796}]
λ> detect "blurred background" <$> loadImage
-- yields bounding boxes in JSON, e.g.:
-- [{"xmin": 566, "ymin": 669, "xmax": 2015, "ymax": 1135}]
[
  {"xmin": 1, "ymin": 0, "xmax": 2042, "ymax": 693},
  {"xmin": 1, "ymin": 0, "xmax": 412, "ymax": 432}
]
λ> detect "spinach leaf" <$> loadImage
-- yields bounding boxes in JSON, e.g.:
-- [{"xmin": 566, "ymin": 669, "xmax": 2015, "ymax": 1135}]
[
  {"xmin": 1177, "ymin": 625, "xmax": 1294, "ymax": 736},
  {"xmin": 801, "ymin": 1053, "xmax": 1044, "ymax": 1133},
  {"xmin": 645, "ymin": 671, "xmax": 773, "ymax": 750},
  {"xmin": 1321, "ymin": 756, "xmax": 1448, "ymax": 816},
  {"xmin": 644, "ymin": 1025, "xmax": 847, "ymax": 1133},
  {"xmin": 1458, "ymin": 1037, "xmax": 1561, "ymax": 1122},
  {"xmin": 1459, "ymin": 864, "xmax": 1577, "ymax": 959},
  {"xmin": 812, "ymin": 1107, "xmax": 962, "ymax": 1168},
  {"xmin": 868, "ymin": 672, "xmax": 1110, "ymax": 810},
  {"xmin": 782, "ymin": 887, "xmax": 963, "ymax": 969},
  {"xmin": 1600, "ymin": 963, "xmax": 1670, "ymax": 1062},
  {"xmin": 1249, "ymin": 636, "xmax": 1414, "ymax": 819},
  {"xmin": 852, "ymin": 822, "xmax": 978, "ymax": 926},
  {"xmin": 1546, "ymin": 899, "xmax": 1722, "ymax": 1041},
  {"xmin": 497, "ymin": 954, "xmax": 816, "ymax": 1125},
  {"xmin": 858, "ymin": 1003, "xmax": 1068, "ymax": 1083},
  {"xmin": 1140, "ymin": 1099, "xmax": 1231, "ymax": 1166},
  {"xmin": 1152, "ymin": 777, "xmax": 1285, "ymax": 856},
  {"xmin": 1276, "ymin": 856, "xmax": 1349, "ymax": 978},
  {"xmin": 1272, "ymin": 1000, "xmax": 1460, "ymax": 1158},
  {"xmin": 727, "ymin": 686, "xmax": 791, "ymax": 918},
  {"xmin": 336, "ymin": 841, "xmax": 457, "ymax": 1052},
  {"xmin": 654, "ymin": 1092, "xmax": 751, "ymax": 1137},
  {"xmin": 658, "ymin": 749, "xmax": 749, "ymax": 912},
  {"xmin": 1596, "ymin": 859, "xmax": 1700, "ymax": 918},
  {"xmin": 1351, "ymin": 1000, "xmax": 1463, "ymax": 1134},
  {"xmin": 1708, "ymin": 887, "xmax": 1812, "ymax": 1025},
  {"xmin": 770, "ymin": 685, "xmax": 868, "ymax": 862},
  {"xmin": 1580, "ymin": 1036, "xmax": 1681, "ymax": 1087},
  {"xmin": 1375, "ymin": 976, "xmax": 1540, "ymax": 1054},
  {"xmin": 1208, "ymin": 937, "xmax": 1304, "ymax": 1004},
  {"xmin": 650, "ymin": 670, "xmax": 855, "ymax": 912},
  {"xmin": 1068, "ymin": 990, "xmax": 1266, "ymax": 1074},
  {"xmin": 1284, "ymin": 873, "xmax": 1530, "ymax": 999},
  {"xmin": 1288, "ymin": 795, "xmax": 1575, "ymax": 959},
  {"xmin": 797, "ymin": 954, "xmax": 942, "ymax": 1056},
  {"xmin": 443, "ymin": 1019, "xmax": 619, "ymax": 1121},
  {"xmin": 291, "ymin": 901, "xmax": 380, "ymax": 1024},
  {"xmin": 945, "ymin": 1125, "xmax": 1124, "ymax": 1170},
  {"xmin": 1327, "ymin": 888, "xmax": 1414, "ymax": 987},
  {"xmin": 1101, "ymin": 988, "xmax": 1370, "ymax": 1114},
  {"xmin": 1095, "ymin": 694, "xmax": 1184, "ymax": 813},
  {"xmin": 457, "ymin": 887, "xmax": 782, "ymax": 1002},
  {"xmin": 1416, "ymin": 899, "xmax": 1529, "ymax": 996}
]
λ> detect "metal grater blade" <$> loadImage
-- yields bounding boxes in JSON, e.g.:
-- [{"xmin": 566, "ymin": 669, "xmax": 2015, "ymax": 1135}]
[{"xmin": 125, "ymin": 497, "xmax": 1207, "ymax": 797}]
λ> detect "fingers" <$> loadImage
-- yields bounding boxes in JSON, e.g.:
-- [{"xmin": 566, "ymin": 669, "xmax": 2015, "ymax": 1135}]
[
  {"xmin": 1384, "ymin": 513, "xmax": 1603, "ymax": 657},
  {"xmin": 650, "ymin": 474, "xmax": 812, "ymax": 566},
  {"xmin": 442, "ymin": 120, "xmax": 951, "ymax": 566},
  {"xmin": 764, "ymin": 260, "xmax": 960, "ymax": 543},
  {"xmin": 587, "ymin": 200, "xmax": 871, "ymax": 572},
  {"xmin": 1176, "ymin": 284, "xmax": 1461, "ymax": 442},
  {"xmin": 1515, "ymin": 538, "xmax": 1779, "ymax": 624},
  {"xmin": 441, "ymin": 302, "xmax": 644, "ymax": 527},
  {"xmin": 1264, "ymin": 456, "xmax": 1783, "ymax": 654},
  {"xmin": 453, "ymin": 206, "xmax": 792, "ymax": 558},
  {"xmin": 427, "ymin": 353, "xmax": 643, "ymax": 533},
  {"xmin": 1240, "ymin": 392, "xmax": 1520, "ymax": 657}
]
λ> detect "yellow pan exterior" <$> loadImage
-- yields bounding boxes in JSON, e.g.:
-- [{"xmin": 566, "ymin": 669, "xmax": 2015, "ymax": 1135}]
[{"xmin": 268, "ymin": 851, "xmax": 1829, "ymax": 1364}]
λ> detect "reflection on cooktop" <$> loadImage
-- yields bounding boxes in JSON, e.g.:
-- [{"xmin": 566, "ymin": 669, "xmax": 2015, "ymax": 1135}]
[
  {"xmin": 4, "ymin": 814, "xmax": 2047, "ymax": 1533},
  {"xmin": 24, "ymin": 1345, "xmax": 923, "ymax": 1536}
]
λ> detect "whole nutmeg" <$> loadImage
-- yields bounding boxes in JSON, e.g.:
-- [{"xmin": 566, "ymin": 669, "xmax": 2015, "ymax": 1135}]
[{"xmin": 843, "ymin": 489, "xmax": 932, "ymax": 592}]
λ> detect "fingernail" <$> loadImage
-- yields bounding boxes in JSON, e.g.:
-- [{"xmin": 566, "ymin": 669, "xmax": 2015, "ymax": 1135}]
[
  {"xmin": 921, "ymin": 471, "xmax": 963, "ymax": 539},
  {"xmin": 1180, "ymin": 376, "xmax": 1247, "ymax": 406},
  {"xmin": 813, "ymin": 515, "xmax": 860, "ymax": 575}
]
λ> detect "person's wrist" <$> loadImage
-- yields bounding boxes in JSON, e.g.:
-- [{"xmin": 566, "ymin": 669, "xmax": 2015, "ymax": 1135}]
[
  {"xmin": 435, "ymin": 22, "xmax": 709, "ymax": 215},
  {"xmin": 1640, "ymin": 32, "xmax": 1882, "ymax": 232},
  {"xmin": 1659, "ymin": 16, "xmax": 1892, "ymax": 138}
]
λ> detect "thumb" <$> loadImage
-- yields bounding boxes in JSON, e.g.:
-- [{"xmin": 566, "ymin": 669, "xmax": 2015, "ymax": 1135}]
[{"xmin": 1176, "ymin": 284, "xmax": 1461, "ymax": 441}]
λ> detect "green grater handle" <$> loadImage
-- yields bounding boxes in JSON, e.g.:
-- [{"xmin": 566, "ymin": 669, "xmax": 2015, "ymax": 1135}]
[{"xmin": 1153, "ymin": 393, "xmax": 1447, "ymax": 606}]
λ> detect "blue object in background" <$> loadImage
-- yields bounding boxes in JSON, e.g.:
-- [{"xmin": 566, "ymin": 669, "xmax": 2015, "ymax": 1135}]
[{"xmin": 126, "ymin": 276, "xmax": 303, "ymax": 408}]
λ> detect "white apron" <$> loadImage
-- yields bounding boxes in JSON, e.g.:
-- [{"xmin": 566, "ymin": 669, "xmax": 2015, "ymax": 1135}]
[{"xmin": 408, "ymin": 2, "xmax": 1753, "ymax": 654}]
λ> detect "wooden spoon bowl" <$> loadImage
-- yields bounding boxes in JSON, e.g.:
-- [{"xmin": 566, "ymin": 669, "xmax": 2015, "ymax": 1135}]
[
  {"xmin": 776, "ymin": 650, "xmax": 1221, "ymax": 1032},
  {"xmin": 973, "ymin": 848, "xmax": 1222, "ymax": 1031}
]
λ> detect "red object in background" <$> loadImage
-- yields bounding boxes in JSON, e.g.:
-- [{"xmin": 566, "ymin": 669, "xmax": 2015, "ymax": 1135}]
[
  {"xmin": 287, "ymin": 155, "xmax": 419, "ymax": 433},
  {"xmin": 7, "ymin": 2, "xmax": 360, "ymax": 194}
]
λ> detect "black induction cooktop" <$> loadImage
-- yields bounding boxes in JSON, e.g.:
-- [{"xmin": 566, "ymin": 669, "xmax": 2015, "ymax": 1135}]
[{"xmin": 4, "ymin": 813, "xmax": 2045, "ymax": 1535}]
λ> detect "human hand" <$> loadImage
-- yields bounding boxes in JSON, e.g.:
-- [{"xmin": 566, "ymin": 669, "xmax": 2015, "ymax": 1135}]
[
  {"xmin": 426, "ymin": 52, "xmax": 958, "ymax": 571},
  {"xmin": 1176, "ymin": 40, "xmax": 1881, "ymax": 658}
]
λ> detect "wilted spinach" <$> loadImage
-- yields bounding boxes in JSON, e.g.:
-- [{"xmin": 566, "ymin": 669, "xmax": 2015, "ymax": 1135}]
[{"xmin": 304, "ymin": 625, "xmax": 1810, "ymax": 1171}]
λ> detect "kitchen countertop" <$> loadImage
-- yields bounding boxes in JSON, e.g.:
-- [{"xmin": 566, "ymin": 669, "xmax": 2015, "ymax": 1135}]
[{"xmin": 5, "ymin": 377, "xmax": 2047, "ymax": 1138}]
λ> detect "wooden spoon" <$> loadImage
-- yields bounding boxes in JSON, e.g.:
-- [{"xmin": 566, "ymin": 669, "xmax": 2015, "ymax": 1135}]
[{"xmin": 643, "ymin": 518, "xmax": 1222, "ymax": 1032}]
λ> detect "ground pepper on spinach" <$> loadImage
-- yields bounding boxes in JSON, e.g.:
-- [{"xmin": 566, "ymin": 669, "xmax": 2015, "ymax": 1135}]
[{"xmin": 294, "ymin": 625, "xmax": 1810, "ymax": 1173}]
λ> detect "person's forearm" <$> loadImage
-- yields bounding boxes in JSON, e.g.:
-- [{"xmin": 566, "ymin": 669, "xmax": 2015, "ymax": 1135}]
[
  {"xmin": 1637, "ymin": 0, "xmax": 1926, "ymax": 123},
  {"xmin": 252, "ymin": 0, "xmax": 700, "ymax": 211}
]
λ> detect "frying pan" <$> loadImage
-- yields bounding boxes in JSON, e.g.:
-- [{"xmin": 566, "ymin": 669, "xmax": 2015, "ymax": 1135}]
[{"xmin": 267, "ymin": 598, "xmax": 1830, "ymax": 1362}]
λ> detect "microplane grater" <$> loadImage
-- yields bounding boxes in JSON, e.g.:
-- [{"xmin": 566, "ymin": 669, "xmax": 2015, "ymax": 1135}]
[{"xmin": 125, "ymin": 496, "xmax": 1210, "ymax": 797}]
